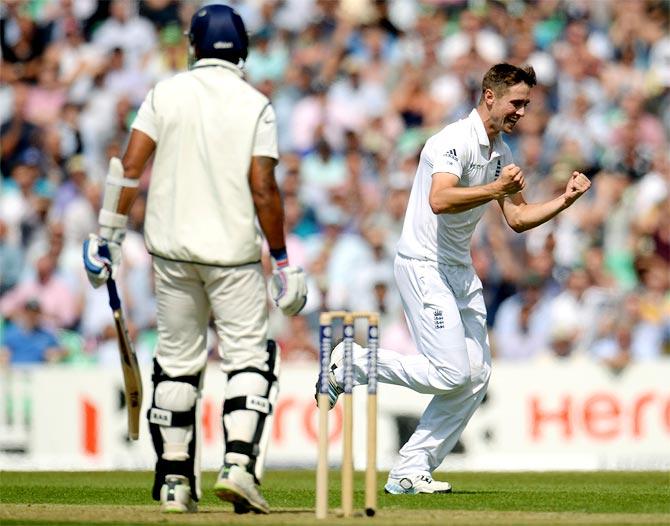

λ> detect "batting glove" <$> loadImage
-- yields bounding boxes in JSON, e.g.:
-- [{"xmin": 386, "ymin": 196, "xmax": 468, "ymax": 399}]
[
  {"xmin": 82, "ymin": 234, "xmax": 122, "ymax": 288},
  {"xmin": 268, "ymin": 248, "xmax": 307, "ymax": 316}
]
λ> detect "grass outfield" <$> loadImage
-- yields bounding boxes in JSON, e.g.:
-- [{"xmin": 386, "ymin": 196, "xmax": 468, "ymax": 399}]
[{"xmin": 1, "ymin": 470, "xmax": 669, "ymax": 525}]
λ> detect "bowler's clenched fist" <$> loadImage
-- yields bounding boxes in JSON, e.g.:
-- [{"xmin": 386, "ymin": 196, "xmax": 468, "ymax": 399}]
[
  {"xmin": 498, "ymin": 163, "xmax": 526, "ymax": 195},
  {"xmin": 564, "ymin": 171, "xmax": 591, "ymax": 205}
]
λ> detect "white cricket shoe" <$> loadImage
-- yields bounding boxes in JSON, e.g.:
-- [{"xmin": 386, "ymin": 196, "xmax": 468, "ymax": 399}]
[
  {"xmin": 384, "ymin": 473, "xmax": 453, "ymax": 495},
  {"xmin": 314, "ymin": 341, "xmax": 345, "ymax": 409},
  {"xmin": 214, "ymin": 464, "xmax": 270, "ymax": 514},
  {"xmin": 160, "ymin": 474, "xmax": 198, "ymax": 513}
]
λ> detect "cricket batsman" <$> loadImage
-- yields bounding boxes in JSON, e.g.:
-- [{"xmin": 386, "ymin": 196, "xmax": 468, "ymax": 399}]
[{"xmin": 83, "ymin": 4, "xmax": 307, "ymax": 514}]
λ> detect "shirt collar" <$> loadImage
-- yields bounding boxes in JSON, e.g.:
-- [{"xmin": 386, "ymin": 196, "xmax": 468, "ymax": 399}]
[
  {"xmin": 191, "ymin": 58, "xmax": 243, "ymax": 78},
  {"xmin": 469, "ymin": 108, "xmax": 490, "ymax": 148}
]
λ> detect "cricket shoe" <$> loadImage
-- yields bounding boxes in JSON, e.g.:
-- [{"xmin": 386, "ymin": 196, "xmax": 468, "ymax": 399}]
[
  {"xmin": 384, "ymin": 473, "xmax": 452, "ymax": 495},
  {"xmin": 214, "ymin": 463, "xmax": 270, "ymax": 514},
  {"xmin": 159, "ymin": 474, "xmax": 198, "ymax": 513},
  {"xmin": 314, "ymin": 341, "xmax": 346, "ymax": 409}
]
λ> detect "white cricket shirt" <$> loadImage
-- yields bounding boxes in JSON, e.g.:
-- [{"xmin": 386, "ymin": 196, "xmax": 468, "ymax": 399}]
[
  {"xmin": 132, "ymin": 58, "xmax": 278, "ymax": 266},
  {"xmin": 397, "ymin": 109, "xmax": 513, "ymax": 265}
]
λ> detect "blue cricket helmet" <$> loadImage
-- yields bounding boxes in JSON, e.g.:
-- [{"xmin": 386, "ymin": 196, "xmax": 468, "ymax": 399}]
[{"xmin": 188, "ymin": 4, "xmax": 248, "ymax": 64}]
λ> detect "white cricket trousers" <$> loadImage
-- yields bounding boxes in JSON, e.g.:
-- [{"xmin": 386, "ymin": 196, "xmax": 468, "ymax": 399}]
[
  {"xmin": 152, "ymin": 257, "xmax": 270, "ymax": 377},
  {"xmin": 342, "ymin": 254, "xmax": 491, "ymax": 478}
]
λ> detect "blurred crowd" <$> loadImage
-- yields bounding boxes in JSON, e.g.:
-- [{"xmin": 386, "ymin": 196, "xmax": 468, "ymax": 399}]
[{"xmin": 1, "ymin": 0, "xmax": 669, "ymax": 372}]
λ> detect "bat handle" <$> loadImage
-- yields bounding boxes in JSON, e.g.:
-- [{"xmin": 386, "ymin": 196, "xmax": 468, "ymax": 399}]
[{"xmin": 98, "ymin": 243, "xmax": 121, "ymax": 311}]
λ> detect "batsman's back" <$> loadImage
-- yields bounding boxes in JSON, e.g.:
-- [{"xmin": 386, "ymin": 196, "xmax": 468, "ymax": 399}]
[{"xmin": 141, "ymin": 61, "xmax": 272, "ymax": 266}]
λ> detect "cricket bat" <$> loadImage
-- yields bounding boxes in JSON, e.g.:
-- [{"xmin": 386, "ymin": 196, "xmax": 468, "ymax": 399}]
[{"xmin": 99, "ymin": 244, "xmax": 143, "ymax": 440}]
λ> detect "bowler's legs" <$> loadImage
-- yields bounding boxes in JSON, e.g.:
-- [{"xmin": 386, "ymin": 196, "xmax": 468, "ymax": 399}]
[
  {"xmin": 337, "ymin": 256, "xmax": 492, "ymax": 479},
  {"xmin": 336, "ymin": 256, "xmax": 472, "ymax": 393},
  {"xmin": 390, "ymin": 381, "xmax": 488, "ymax": 478}
]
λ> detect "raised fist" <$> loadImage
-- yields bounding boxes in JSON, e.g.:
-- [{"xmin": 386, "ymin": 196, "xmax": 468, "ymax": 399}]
[
  {"xmin": 564, "ymin": 171, "xmax": 591, "ymax": 205},
  {"xmin": 498, "ymin": 164, "xmax": 525, "ymax": 195}
]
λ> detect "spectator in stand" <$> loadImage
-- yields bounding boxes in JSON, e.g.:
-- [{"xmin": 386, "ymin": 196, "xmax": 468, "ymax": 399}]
[
  {"xmin": 102, "ymin": 47, "xmax": 152, "ymax": 106},
  {"xmin": 391, "ymin": 64, "xmax": 443, "ymax": 130},
  {"xmin": 49, "ymin": 16, "xmax": 104, "ymax": 105},
  {"xmin": 493, "ymin": 274, "xmax": 554, "ymax": 361},
  {"xmin": 1, "ymin": 299, "xmax": 65, "ymax": 365},
  {"xmin": 609, "ymin": 90, "xmax": 667, "ymax": 170},
  {"xmin": 52, "ymin": 154, "xmax": 88, "ymax": 218},
  {"xmin": 542, "ymin": 322, "xmax": 583, "ymax": 362},
  {"xmin": 139, "ymin": 0, "xmax": 181, "ymax": 30},
  {"xmin": 299, "ymin": 137, "xmax": 347, "ymax": 209},
  {"xmin": 24, "ymin": 61, "xmax": 67, "ymax": 128},
  {"xmin": 634, "ymin": 257, "xmax": 670, "ymax": 359},
  {"xmin": 245, "ymin": 28, "xmax": 289, "ymax": 85},
  {"xmin": 289, "ymin": 81, "xmax": 329, "ymax": 154},
  {"xmin": 591, "ymin": 315, "xmax": 634, "ymax": 373},
  {"xmin": 0, "ymin": 148, "xmax": 48, "ymax": 247},
  {"xmin": 633, "ymin": 150, "xmax": 670, "ymax": 233},
  {"xmin": 0, "ymin": 82, "xmax": 42, "ymax": 177},
  {"xmin": 439, "ymin": 9, "xmax": 506, "ymax": 68},
  {"xmin": 0, "ymin": 2, "xmax": 52, "ymax": 81},
  {"xmin": 368, "ymin": 172, "xmax": 412, "ymax": 251},
  {"xmin": 543, "ymin": 92, "xmax": 598, "ymax": 166},
  {"xmin": 91, "ymin": 0, "xmax": 157, "ymax": 69},
  {"xmin": 146, "ymin": 23, "xmax": 189, "ymax": 82},
  {"xmin": 0, "ymin": 219, "xmax": 23, "ymax": 295},
  {"xmin": 0, "ymin": 252, "xmax": 79, "ymax": 330},
  {"xmin": 547, "ymin": 266, "xmax": 614, "ymax": 350},
  {"xmin": 327, "ymin": 56, "xmax": 389, "ymax": 141}
]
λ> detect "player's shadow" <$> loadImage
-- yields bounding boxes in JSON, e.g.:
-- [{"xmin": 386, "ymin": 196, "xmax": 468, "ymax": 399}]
[{"xmin": 205, "ymin": 508, "xmax": 311, "ymax": 514}]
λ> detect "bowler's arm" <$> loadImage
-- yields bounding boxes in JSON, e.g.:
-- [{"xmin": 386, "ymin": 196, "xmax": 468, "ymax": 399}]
[
  {"xmin": 498, "ymin": 171, "xmax": 591, "ymax": 233},
  {"xmin": 429, "ymin": 172, "xmax": 506, "ymax": 214}
]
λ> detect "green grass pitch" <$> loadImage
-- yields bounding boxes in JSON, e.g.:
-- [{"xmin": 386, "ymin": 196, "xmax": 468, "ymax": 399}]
[{"xmin": 1, "ymin": 470, "xmax": 669, "ymax": 525}]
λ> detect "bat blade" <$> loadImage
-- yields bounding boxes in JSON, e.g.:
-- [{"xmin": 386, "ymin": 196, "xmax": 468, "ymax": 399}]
[
  {"xmin": 113, "ymin": 309, "xmax": 143, "ymax": 440},
  {"xmin": 97, "ymin": 243, "xmax": 143, "ymax": 440}
]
